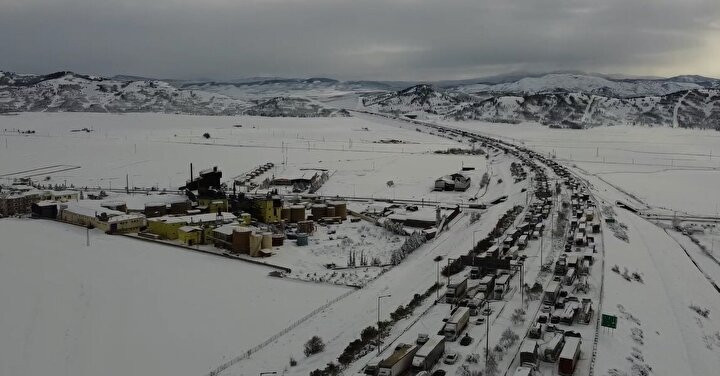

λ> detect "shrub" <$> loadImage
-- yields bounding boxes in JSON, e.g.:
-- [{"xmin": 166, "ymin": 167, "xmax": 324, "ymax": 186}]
[
  {"xmin": 360, "ymin": 326, "xmax": 379, "ymax": 343},
  {"xmin": 304, "ymin": 336, "xmax": 326, "ymax": 357}
]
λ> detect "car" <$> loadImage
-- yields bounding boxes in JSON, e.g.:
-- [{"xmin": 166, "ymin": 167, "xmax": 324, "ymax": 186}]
[
  {"xmin": 417, "ymin": 333, "xmax": 429, "ymax": 345},
  {"xmin": 537, "ymin": 313, "xmax": 548, "ymax": 324},
  {"xmin": 541, "ymin": 304, "xmax": 553, "ymax": 313},
  {"xmin": 558, "ymin": 290, "xmax": 569, "ymax": 298},
  {"xmin": 564, "ymin": 330, "xmax": 582, "ymax": 338},
  {"xmin": 431, "ymin": 370, "xmax": 446, "ymax": 376},
  {"xmin": 443, "ymin": 352, "xmax": 459, "ymax": 365},
  {"xmin": 555, "ymin": 298, "xmax": 566, "ymax": 309},
  {"xmin": 475, "ymin": 317, "xmax": 486, "ymax": 325},
  {"xmin": 460, "ymin": 334, "xmax": 473, "ymax": 346},
  {"xmin": 550, "ymin": 313, "xmax": 561, "ymax": 324},
  {"xmin": 482, "ymin": 307, "xmax": 493, "ymax": 316}
]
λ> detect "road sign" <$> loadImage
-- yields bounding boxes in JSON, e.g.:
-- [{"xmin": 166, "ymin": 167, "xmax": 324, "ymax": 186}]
[{"xmin": 601, "ymin": 314, "xmax": 618, "ymax": 329}]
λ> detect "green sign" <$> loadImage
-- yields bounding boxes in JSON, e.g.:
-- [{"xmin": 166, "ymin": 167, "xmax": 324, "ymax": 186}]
[{"xmin": 601, "ymin": 314, "xmax": 618, "ymax": 329}]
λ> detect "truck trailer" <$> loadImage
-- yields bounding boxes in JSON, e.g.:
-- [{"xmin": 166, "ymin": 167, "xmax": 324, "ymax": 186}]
[
  {"xmin": 443, "ymin": 307, "xmax": 470, "ymax": 341},
  {"xmin": 446, "ymin": 277, "xmax": 468, "ymax": 304},
  {"xmin": 411, "ymin": 335, "xmax": 445, "ymax": 371},
  {"xmin": 558, "ymin": 337, "xmax": 581, "ymax": 375},
  {"xmin": 378, "ymin": 343, "xmax": 419, "ymax": 376}
]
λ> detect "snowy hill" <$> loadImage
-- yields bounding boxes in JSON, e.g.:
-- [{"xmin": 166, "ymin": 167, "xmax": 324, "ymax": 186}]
[
  {"xmin": 456, "ymin": 73, "xmax": 710, "ymax": 98},
  {"xmin": 0, "ymin": 71, "xmax": 250, "ymax": 115},
  {"xmin": 0, "ymin": 71, "xmax": 347, "ymax": 117},
  {"xmin": 358, "ymin": 74, "xmax": 720, "ymax": 129},
  {"xmin": 360, "ymin": 84, "xmax": 472, "ymax": 116},
  {"xmin": 244, "ymin": 96, "xmax": 351, "ymax": 117},
  {"xmin": 180, "ymin": 77, "xmax": 399, "ymax": 100},
  {"xmin": 450, "ymin": 89, "xmax": 720, "ymax": 129}
]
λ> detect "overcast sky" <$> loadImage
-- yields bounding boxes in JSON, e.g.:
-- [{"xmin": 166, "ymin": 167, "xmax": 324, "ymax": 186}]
[{"xmin": 1, "ymin": 0, "xmax": 719, "ymax": 81}]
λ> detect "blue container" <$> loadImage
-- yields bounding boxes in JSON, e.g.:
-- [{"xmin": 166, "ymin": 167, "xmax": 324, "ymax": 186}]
[{"xmin": 296, "ymin": 233, "xmax": 308, "ymax": 246}]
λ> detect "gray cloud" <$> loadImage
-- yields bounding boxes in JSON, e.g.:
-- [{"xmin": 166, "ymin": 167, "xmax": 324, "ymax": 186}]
[{"xmin": 1, "ymin": 0, "xmax": 719, "ymax": 80}]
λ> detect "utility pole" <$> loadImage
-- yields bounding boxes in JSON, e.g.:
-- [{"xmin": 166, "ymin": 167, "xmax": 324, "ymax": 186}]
[
  {"xmin": 377, "ymin": 294, "xmax": 391, "ymax": 356},
  {"xmin": 433, "ymin": 261, "xmax": 441, "ymax": 302},
  {"xmin": 485, "ymin": 302, "xmax": 491, "ymax": 364}
]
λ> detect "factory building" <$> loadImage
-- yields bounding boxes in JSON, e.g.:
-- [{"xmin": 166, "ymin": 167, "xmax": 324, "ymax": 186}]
[
  {"xmin": 59, "ymin": 203, "xmax": 146, "ymax": 233},
  {"xmin": 146, "ymin": 212, "xmax": 237, "ymax": 240}
]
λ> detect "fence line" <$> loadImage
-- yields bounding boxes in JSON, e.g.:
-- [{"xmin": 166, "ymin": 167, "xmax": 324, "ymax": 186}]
[{"xmin": 205, "ymin": 288, "xmax": 357, "ymax": 376}]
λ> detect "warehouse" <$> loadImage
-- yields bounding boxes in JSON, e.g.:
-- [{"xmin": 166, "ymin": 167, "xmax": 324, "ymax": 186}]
[
  {"xmin": 60, "ymin": 203, "xmax": 146, "ymax": 233},
  {"xmin": 147, "ymin": 212, "xmax": 237, "ymax": 240}
]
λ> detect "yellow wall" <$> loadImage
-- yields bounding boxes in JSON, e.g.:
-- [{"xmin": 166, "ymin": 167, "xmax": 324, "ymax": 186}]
[
  {"xmin": 178, "ymin": 229, "xmax": 202, "ymax": 245},
  {"xmin": 257, "ymin": 199, "xmax": 281, "ymax": 223},
  {"xmin": 199, "ymin": 198, "xmax": 228, "ymax": 213},
  {"xmin": 147, "ymin": 220, "xmax": 184, "ymax": 239}
]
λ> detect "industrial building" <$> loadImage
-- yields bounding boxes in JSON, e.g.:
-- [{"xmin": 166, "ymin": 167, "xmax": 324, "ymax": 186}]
[
  {"xmin": 60, "ymin": 203, "xmax": 146, "ymax": 233},
  {"xmin": 434, "ymin": 173, "xmax": 471, "ymax": 192},
  {"xmin": 146, "ymin": 212, "xmax": 237, "ymax": 240},
  {"xmin": 0, "ymin": 185, "xmax": 79, "ymax": 216}
]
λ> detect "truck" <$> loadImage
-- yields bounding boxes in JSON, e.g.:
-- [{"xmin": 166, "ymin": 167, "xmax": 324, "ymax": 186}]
[
  {"xmin": 558, "ymin": 337, "xmax": 582, "ymax": 375},
  {"xmin": 445, "ymin": 277, "xmax": 468, "ymax": 304},
  {"xmin": 468, "ymin": 294, "xmax": 485, "ymax": 316},
  {"xmin": 543, "ymin": 281, "xmax": 561, "ymax": 306},
  {"xmin": 411, "ymin": 335, "xmax": 446, "ymax": 371},
  {"xmin": 541, "ymin": 333, "xmax": 565, "ymax": 362},
  {"xmin": 443, "ymin": 307, "xmax": 470, "ymax": 341},
  {"xmin": 517, "ymin": 234, "xmax": 528, "ymax": 249},
  {"xmin": 494, "ymin": 273, "xmax": 511, "ymax": 300},
  {"xmin": 378, "ymin": 343, "xmax": 419, "ymax": 376},
  {"xmin": 478, "ymin": 275, "xmax": 496, "ymax": 297},
  {"xmin": 579, "ymin": 298, "xmax": 593, "ymax": 324},
  {"xmin": 519, "ymin": 340, "xmax": 540, "ymax": 368},
  {"xmin": 486, "ymin": 245, "xmax": 500, "ymax": 258}
]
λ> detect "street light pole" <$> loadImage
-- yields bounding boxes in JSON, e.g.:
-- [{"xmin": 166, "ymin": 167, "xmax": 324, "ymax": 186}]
[
  {"xmin": 485, "ymin": 302, "xmax": 491, "ymax": 363},
  {"xmin": 377, "ymin": 294, "xmax": 391, "ymax": 356},
  {"xmin": 436, "ymin": 261, "xmax": 440, "ymax": 302}
]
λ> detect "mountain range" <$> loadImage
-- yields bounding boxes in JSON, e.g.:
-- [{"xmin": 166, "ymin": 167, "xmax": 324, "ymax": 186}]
[{"xmin": 1, "ymin": 70, "xmax": 718, "ymax": 128}]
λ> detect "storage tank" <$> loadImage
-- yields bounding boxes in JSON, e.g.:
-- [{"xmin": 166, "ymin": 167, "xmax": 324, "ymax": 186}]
[
  {"xmin": 326, "ymin": 206, "xmax": 336, "ymax": 218},
  {"xmin": 329, "ymin": 201, "xmax": 347, "ymax": 220},
  {"xmin": 249, "ymin": 233, "xmax": 263, "ymax": 257},
  {"xmin": 271, "ymin": 234, "xmax": 285, "ymax": 247},
  {"xmin": 261, "ymin": 232, "xmax": 273, "ymax": 249},
  {"xmin": 232, "ymin": 227, "xmax": 251, "ymax": 254},
  {"xmin": 290, "ymin": 205, "xmax": 306, "ymax": 223},
  {"xmin": 296, "ymin": 233, "xmax": 308, "ymax": 246},
  {"xmin": 297, "ymin": 220, "xmax": 315, "ymax": 234},
  {"xmin": 311, "ymin": 204, "xmax": 327, "ymax": 219}
]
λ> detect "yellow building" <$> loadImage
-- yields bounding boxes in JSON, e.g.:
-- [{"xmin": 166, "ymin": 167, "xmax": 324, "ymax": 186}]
[
  {"xmin": 198, "ymin": 198, "xmax": 228, "ymax": 213},
  {"xmin": 255, "ymin": 197, "xmax": 282, "ymax": 223},
  {"xmin": 147, "ymin": 212, "xmax": 237, "ymax": 240},
  {"xmin": 178, "ymin": 226, "xmax": 203, "ymax": 246}
]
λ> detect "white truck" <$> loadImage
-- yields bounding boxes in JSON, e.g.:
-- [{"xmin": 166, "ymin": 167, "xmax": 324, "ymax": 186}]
[
  {"xmin": 412, "ymin": 335, "xmax": 446, "ymax": 371},
  {"xmin": 543, "ymin": 281, "xmax": 561, "ymax": 306},
  {"xmin": 443, "ymin": 307, "xmax": 470, "ymax": 341},
  {"xmin": 494, "ymin": 273, "xmax": 511, "ymax": 300},
  {"xmin": 445, "ymin": 276, "xmax": 468, "ymax": 304},
  {"xmin": 378, "ymin": 343, "xmax": 418, "ymax": 376},
  {"xmin": 477, "ymin": 275, "xmax": 495, "ymax": 296}
]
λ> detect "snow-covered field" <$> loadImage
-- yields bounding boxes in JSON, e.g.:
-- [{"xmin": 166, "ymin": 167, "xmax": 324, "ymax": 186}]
[
  {"xmin": 0, "ymin": 113, "xmax": 482, "ymax": 204},
  {"xmin": 442, "ymin": 121, "xmax": 720, "ymax": 215},
  {"xmin": 0, "ymin": 219, "xmax": 350, "ymax": 376}
]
